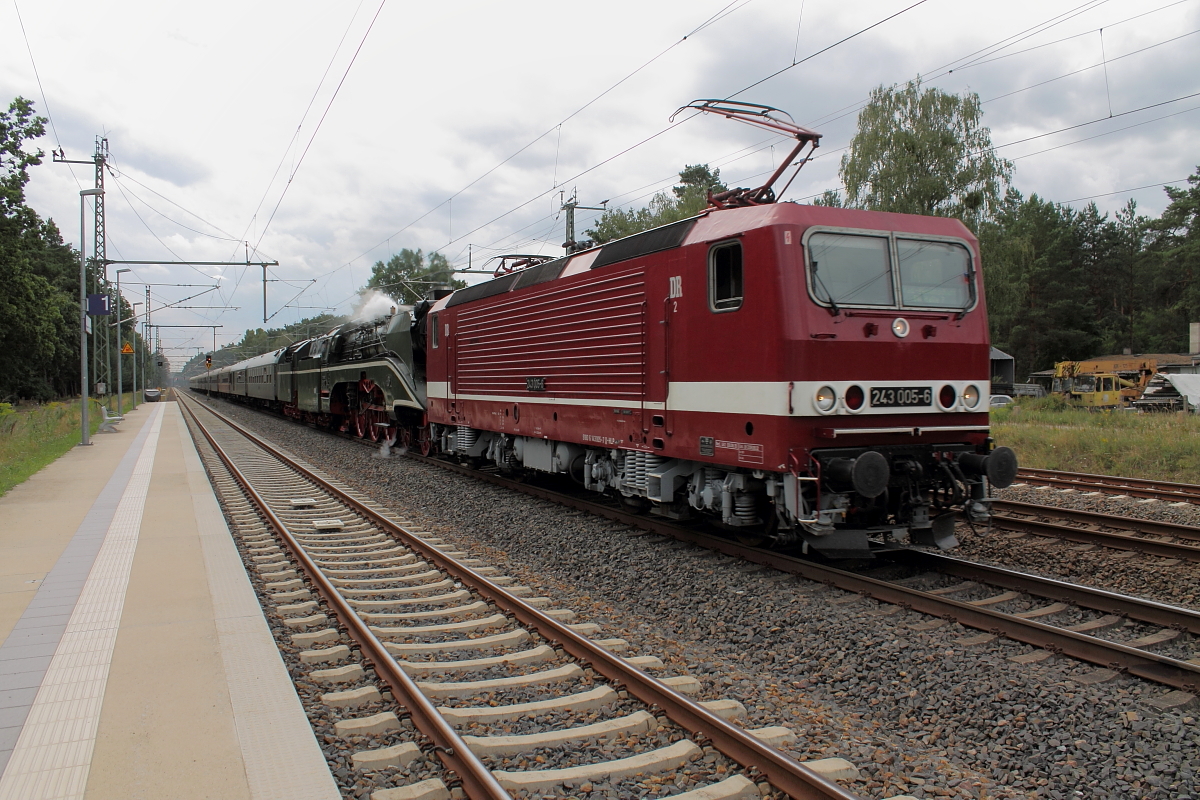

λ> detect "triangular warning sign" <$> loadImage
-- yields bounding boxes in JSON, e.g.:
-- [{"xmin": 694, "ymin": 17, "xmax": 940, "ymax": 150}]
[{"xmin": 121, "ymin": 343, "xmax": 134, "ymax": 354}]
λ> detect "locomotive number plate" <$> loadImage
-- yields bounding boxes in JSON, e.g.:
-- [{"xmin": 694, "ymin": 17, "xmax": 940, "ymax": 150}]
[{"xmin": 870, "ymin": 386, "xmax": 932, "ymax": 407}]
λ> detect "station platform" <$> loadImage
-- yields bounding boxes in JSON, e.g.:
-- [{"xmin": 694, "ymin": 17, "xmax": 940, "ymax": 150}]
[{"xmin": 0, "ymin": 401, "xmax": 339, "ymax": 800}]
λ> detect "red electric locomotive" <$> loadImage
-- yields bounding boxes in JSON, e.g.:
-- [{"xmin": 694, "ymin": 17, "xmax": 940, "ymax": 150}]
[{"xmin": 422, "ymin": 101, "xmax": 1016, "ymax": 558}]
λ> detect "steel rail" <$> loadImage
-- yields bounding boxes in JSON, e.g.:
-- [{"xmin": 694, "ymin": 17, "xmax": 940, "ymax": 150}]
[
  {"xmin": 179, "ymin": 398, "xmax": 513, "ymax": 800},
  {"xmin": 888, "ymin": 550, "xmax": 1200, "ymax": 635},
  {"xmin": 987, "ymin": 505, "xmax": 1200, "ymax": 563},
  {"xmin": 181, "ymin": 395, "xmax": 860, "ymax": 800},
  {"xmin": 1016, "ymin": 468, "xmax": 1200, "ymax": 503},
  {"xmin": 992, "ymin": 499, "xmax": 1200, "ymax": 543},
  {"xmin": 408, "ymin": 453, "xmax": 1200, "ymax": 692}
]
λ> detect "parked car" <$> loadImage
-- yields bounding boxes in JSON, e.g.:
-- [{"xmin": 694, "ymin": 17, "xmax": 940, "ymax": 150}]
[{"xmin": 990, "ymin": 394, "xmax": 1014, "ymax": 407}]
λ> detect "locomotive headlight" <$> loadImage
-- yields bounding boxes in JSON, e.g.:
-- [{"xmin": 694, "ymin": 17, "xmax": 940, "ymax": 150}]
[
  {"xmin": 962, "ymin": 384, "xmax": 981, "ymax": 409},
  {"xmin": 891, "ymin": 317, "xmax": 910, "ymax": 338},
  {"xmin": 814, "ymin": 386, "xmax": 837, "ymax": 412}
]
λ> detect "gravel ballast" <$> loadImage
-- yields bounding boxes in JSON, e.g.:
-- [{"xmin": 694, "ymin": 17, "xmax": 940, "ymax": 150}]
[{"xmin": 200, "ymin": 396, "xmax": 1200, "ymax": 800}]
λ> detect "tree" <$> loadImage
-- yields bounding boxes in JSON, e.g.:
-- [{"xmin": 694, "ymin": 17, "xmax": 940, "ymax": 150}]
[
  {"xmin": 587, "ymin": 164, "xmax": 726, "ymax": 244},
  {"xmin": 1, "ymin": 97, "xmax": 45, "ymax": 225},
  {"xmin": 0, "ymin": 97, "xmax": 85, "ymax": 401},
  {"xmin": 1139, "ymin": 167, "xmax": 1200, "ymax": 352},
  {"xmin": 365, "ymin": 248, "xmax": 464, "ymax": 305},
  {"xmin": 839, "ymin": 80, "xmax": 1012, "ymax": 231},
  {"xmin": 979, "ymin": 191, "xmax": 1101, "ymax": 378}
]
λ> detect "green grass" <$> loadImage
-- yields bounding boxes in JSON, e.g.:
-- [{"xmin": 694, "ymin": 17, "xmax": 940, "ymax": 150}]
[
  {"xmin": 991, "ymin": 396, "xmax": 1200, "ymax": 483},
  {"xmin": 0, "ymin": 394, "xmax": 139, "ymax": 497}
]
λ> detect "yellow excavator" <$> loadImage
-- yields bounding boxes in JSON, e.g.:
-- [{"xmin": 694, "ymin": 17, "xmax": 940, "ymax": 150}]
[{"xmin": 1051, "ymin": 359, "xmax": 1157, "ymax": 408}]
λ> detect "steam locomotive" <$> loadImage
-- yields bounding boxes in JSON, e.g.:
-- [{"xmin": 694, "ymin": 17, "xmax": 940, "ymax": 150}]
[{"xmin": 191, "ymin": 101, "xmax": 1016, "ymax": 558}]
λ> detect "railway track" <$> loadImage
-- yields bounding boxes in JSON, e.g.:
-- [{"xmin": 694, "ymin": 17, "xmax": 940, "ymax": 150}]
[
  {"xmin": 396, "ymin": 439, "xmax": 1199, "ymax": 697},
  {"xmin": 177, "ymin": 393, "xmax": 869, "ymax": 800},
  {"xmin": 1015, "ymin": 467, "xmax": 1200, "ymax": 504},
  {"xmin": 988, "ymin": 499, "xmax": 1200, "ymax": 563}
]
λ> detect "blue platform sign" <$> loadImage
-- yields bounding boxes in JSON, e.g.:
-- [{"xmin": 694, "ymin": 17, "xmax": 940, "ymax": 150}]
[{"xmin": 86, "ymin": 294, "xmax": 111, "ymax": 316}]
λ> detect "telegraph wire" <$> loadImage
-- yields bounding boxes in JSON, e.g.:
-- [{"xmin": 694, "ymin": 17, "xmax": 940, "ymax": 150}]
[
  {"xmin": 238, "ymin": 0, "xmax": 369, "ymax": 254},
  {"xmin": 12, "ymin": 1, "xmax": 62, "ymax": 149},
  {"xmin": 980, "ymin": 28, "xmax": 1200, "ymax": 106},
  {"xmin": 1010, "ymin": 102, "xmax": 1200, "ymax": 161},
  {"xmin": 1064, "ymin": 178, "xmax": 1191, "ymax": 203},
  {"xmin": 338, "ymin": 0, "xmax": 763, "ymax": 277},
  {"xmin": 217, "ymin": 0, "xmax": 385, "ymax": 320},
  {"xmin": 107, "ymin": 171, "xmax": 244, "ymax": 243},
  {"xmin": 106, "ymin": 165, "xmax": 249, "ymax": 245},
  {"xmin": 932, "ymin": 0, "xmax": 1112, "ymax": 76},
  {"xmin": 250, "ymin": 0, "xmax": 387, "ymax": 256},
  {"xmin": 12, "ymin": 0, "xmax": 82, "ymax": 191},
  {"xmin": 947, "ymin": 0, "xmax": 1194, "ymax": 74},
  {"xmin": 985, "ymin": 89, "xmax": 1200, "ymax": 154},
  {"xmin": 110, "ymin": 178, "xmax": 229, "ymax": 286},
  {"xmin": 802, "ymin": 0, "xmax": 1114, "ymax": 128},
  {"xmin": 418, "ymin": 1, "xmax": 938, "ymax": 266},
  {"xmin": 726, "ymin": 0, "xmax": 930, "ymax": 100},
  {"xmin": 264, "ymin": 2, "xmax": 1196, "ymax": 321}
]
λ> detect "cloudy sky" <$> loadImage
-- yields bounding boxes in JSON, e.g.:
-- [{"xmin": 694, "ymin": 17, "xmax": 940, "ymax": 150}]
[{"xmin": 3, "ymin": 0, "xmax": 1198, "ymax": 364}]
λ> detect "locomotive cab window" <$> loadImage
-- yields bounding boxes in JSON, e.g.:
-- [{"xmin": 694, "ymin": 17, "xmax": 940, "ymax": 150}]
[
  {"xmin": 896, "ymin": 238, "xmax": 973, "ymax": 309},
  {"xmin": 806, "ymin": 233, "xmax": 893, "ymax": 307},
  {"xmin": 430, "ymin": 313, "xmax": 439, "ymax": 348},
  {"xmin": 709, "ymin": 241, "xmax": 743, "ymax": 312},
  {"xmin": 804, "ymin": 229, "xmax": 976, "ymax": 312}
]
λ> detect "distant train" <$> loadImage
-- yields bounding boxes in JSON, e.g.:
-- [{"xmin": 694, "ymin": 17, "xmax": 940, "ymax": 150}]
[{"xmin": 191, "ymin": 101, "xmax": 1016, "ymax": 558}]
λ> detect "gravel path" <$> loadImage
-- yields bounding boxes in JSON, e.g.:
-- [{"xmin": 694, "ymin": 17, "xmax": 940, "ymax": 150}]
[{"xmin": 202, "ymin": 396, "xmax": 1200, "ymax": 800}]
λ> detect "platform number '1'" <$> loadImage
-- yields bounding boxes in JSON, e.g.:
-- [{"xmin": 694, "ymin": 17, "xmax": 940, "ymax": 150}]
[{"xmin": 668, "ymin": 276, "xmax": 682, "ymax": 312}]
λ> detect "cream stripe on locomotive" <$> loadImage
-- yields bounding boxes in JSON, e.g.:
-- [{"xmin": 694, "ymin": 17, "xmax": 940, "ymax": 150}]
[{"xmin": 428, "ymin": 379, "xmax": 987, "ymax": 417}]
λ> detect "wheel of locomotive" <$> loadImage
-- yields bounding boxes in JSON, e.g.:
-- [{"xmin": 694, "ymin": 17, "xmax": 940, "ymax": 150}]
[
  {"xmin": 365, "ymin": 409, "xmax": 381, "ymax": 442},
  {"xmin": 353, "ymin": 410, "xmax": 369, "ymax": 439},
  {"xmin": 399, "ymin": 427, "xmax": 413, "ymax": 451},
  {"xmin": 416, "ymin": 425, "xmax": 433, "ymax": 456},
  {"xmin": 371, "ymin": 390, "xmax": 395, "ymax": 443}
]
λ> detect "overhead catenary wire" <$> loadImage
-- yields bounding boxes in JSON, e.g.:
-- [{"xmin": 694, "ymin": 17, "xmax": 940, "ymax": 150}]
[
  {"xmin": 236, "ymin": 0, "xmax": 370, "ymax": 255},
  {"xmin": 249, "ymin": 0, "xmax": 387, "ymax": 258},
  {"xmin": 339, "ymin": 0, "xmax": 763, "ymax": 277},
  {"xmin": 802, "ymin": 0, "xmax": 1115, "ymax": 128},
  {"xmin": 1063, "ymin": 178, "xmax": 1192, "ymax": 203},
  {"xmin": 12, "ymin": 0, "xmax": 82, "ymax": 192},
  {"xmin": 210, "ymin": 0, "xmax": 387, "ymax": 319},
  {"xmin": 318, "ymin": 0, "xmax": 933, "ymax": 299}
]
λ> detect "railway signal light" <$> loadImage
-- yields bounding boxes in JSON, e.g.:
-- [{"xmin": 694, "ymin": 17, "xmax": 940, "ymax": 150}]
[{"xmin": 206, "ymin": 354, "xmax": 212, "ymax": 369}]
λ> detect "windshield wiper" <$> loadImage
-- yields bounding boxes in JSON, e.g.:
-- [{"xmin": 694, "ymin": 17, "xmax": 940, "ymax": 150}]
[{"xmin": 811, "ymin": 261, "xmax": 840, "ymax": 316}]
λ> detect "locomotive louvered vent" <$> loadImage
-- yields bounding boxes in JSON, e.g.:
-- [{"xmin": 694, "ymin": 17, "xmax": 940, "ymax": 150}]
[
  {"xmin": 453, "ymin": 268, "xmax": 647, "ymax": 401},
  {"xmin": 513, "ymin": 257, "xmax": 569, "ymax": 289},
  {"xmin": 446, "ymin": 272, "xmax": 521, "ymax": 308},
  {"xmin": 590, "ymin": 218, "xmax": 697, "ymax": 270}
]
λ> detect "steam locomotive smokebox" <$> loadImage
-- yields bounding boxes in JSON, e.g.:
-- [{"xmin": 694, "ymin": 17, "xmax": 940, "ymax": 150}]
[{"xmin": 825, "ymin": 451, "xmax": 889, "ymax": 498}]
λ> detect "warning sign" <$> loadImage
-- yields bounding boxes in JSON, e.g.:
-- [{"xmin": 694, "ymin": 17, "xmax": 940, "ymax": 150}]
[{"xmin": 120, "ymin": 343, "xmax": 134, "ymax": 354}]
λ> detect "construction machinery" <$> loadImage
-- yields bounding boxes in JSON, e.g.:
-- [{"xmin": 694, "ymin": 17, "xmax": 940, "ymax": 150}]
[{"xmin": 1051, "ymin": 358, "xmax": 1157, "ymax": 408}]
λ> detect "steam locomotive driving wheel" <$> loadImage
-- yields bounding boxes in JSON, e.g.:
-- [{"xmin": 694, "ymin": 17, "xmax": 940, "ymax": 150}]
[{"xmin": 353, "ymin": 380, "xmax": 396, "ymax": 443}]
